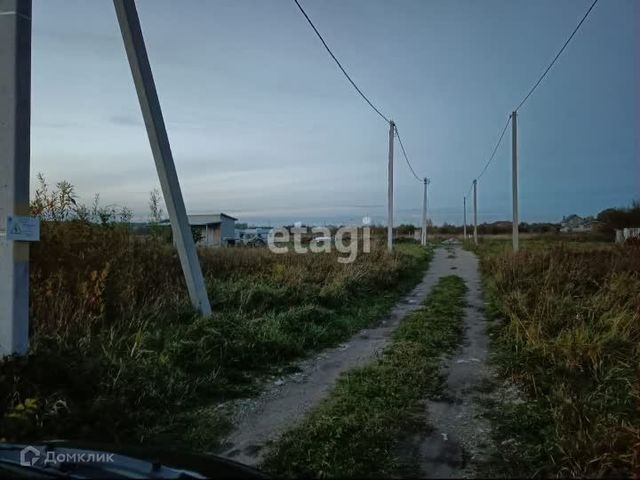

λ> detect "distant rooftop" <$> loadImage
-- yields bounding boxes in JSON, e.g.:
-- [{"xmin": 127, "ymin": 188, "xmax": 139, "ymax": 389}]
[{"xmin": 160, "ymin": 213, "xmax": 238, "ymax": 225}]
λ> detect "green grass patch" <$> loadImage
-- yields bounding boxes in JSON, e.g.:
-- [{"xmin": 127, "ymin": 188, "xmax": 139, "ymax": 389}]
[{"xmin": 262, "ymin": 275, "xmax": 467, "ymax": 478}]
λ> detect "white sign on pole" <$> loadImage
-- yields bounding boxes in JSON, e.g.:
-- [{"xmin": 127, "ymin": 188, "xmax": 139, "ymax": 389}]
[{"xmin": 6, "ymin": 215, "xmax": 40, "ymax": 242}]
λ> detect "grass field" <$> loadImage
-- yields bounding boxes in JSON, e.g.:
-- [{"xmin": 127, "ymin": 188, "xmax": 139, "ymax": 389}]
[
  {"xmin": 471, "ymin": 236, "xmax": 639, "ymax": 477},
  {"xmin": 263, "ymin": 275, "xmax": 468, "ymax": 478},
  {"xmin": 0, "ymin": 220, "xmax": 431, "ymax": 451}
]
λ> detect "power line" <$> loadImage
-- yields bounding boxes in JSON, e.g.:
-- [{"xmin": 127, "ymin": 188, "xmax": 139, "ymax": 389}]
[
  {"xmin": 464, "ymin": 114, "xmax": 510, "ymax": 197},
  {"xmin": 477, "ymin": 115, "xmax": 512, "ymax": 181},
  {"xmin": 394, "ymin": 125, "xmax": 423, "ymax": 182},
  {"xmin": 515, "ymin": 0, "xmax": 599, "ymax": 112},
  {"xmin": 292, "ymin": 0, "xmax": 429, "ymax": 186},
  {"xmin": 466, "ymin": 0, "xmax": 599, "ymax": 195},
  {"xmin": 292, "ymin": 0, "xmax": 390, "ymax": 124}
]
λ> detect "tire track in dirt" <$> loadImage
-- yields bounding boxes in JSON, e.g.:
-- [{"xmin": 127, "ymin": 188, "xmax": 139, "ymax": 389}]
[
  {"xmin": 216, "ymin": 247, "xmax": 454, "ymax": 467},
  {"xmin": 410, "ymin": 245, "xmax": 495, "ymax": 478}
]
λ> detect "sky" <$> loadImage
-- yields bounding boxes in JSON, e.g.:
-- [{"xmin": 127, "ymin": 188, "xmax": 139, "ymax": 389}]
[{"xmin": 31, "ymin": 0, "xmax": 638, "ymax": 226}]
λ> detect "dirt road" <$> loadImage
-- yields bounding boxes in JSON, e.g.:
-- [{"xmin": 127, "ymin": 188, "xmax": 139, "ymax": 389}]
[
  {"xmin": 410, "ymin": 245, "xmax": 495, "ymax": 478},
  {"xmin": 217, "ymin": 247, "xmax": 456, "ymax": 467}
]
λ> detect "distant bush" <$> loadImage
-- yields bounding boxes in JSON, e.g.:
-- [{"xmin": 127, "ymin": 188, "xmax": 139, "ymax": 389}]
[
  {"xmin": 394, "ymin": 237, "xmax": 419, "ymax": 244},
  {"xmin": 595, "ymin": 200, "xmax": 640, "ymax": 238},
  {"xmin": 396, "ymin": 224, "xmax": 416, "ymax": 235}
]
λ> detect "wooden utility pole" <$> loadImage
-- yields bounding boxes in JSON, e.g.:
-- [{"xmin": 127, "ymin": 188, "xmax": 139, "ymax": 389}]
[
  {"xmin": 473, "ymin": 180, "xmax": 478, "ymax": 245},
  {"xmin": 511, "ymin": 111, "xmax": 519, "ymax": 252},
  {"xmin": 0, "ymin": 0, "xmax": 31, "ymax": 356},
  {"xmin": 387, "ymin": 121, "xmax": 395, "ymax": 252},
  {"xmin": 114, "ymin": 0, "xmax": 211, "ymax": 315}
]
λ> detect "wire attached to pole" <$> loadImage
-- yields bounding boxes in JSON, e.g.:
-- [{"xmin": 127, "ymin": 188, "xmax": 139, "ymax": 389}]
[
  {"xmin": 464, "ymin": 0, "xmax": 599, "ymax": 196},
  {"xmin": 292, "ymin": 0, "xmax": 390, "ymax": 124},
  {"xmin": 515, "ymin": 0, "xmax": 599, "ymax": 112},
  {"xmin": 477, "ymin": 115, "xmax": 512, "ymax": 181},
  {"xmin": 293, "ymin": 0, "xmax": 429, "ymax": 184},
  {"xmin": 394, "ymin": 125, "xmax": 423, "ymax": 183}
]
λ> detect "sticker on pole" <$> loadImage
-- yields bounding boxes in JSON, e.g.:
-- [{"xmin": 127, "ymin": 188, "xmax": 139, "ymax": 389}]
[{"xmin": 6, "ymin": 215, "xmax": 40, "ymax": 242}]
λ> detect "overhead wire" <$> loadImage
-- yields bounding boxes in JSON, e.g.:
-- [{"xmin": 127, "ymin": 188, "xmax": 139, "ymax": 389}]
[
  {"xmin": 465, "ymin": 0, "xmax": 599, "ymax": 195},
  {"xmin": 476, "ymin": 115, "xmax": 512, "ymax": 181},
  {"xmin": 515, "ymin": 0, "xmax": 600, "ymax": 112},
  {"xmin": 394, "ymin": 126, "xmax": 423, "ymax": 183},
  {"xmin": 292, "ymin": 0, "xmax": 390, "ymax": 124},
  {"xmin": 293, "ymin": 0, "xmax": 429, "ymax": 185}
]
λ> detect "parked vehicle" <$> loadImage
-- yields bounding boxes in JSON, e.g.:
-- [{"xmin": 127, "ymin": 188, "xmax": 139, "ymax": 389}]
[{"xmin": 235, "ymin": 228, "xmax": 272, "ymax": 246}]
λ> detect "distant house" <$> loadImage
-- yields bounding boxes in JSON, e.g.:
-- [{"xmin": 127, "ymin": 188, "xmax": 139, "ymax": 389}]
[
  {"xmin": 161, "ymin": 213, "xmax": 237, "ymax": 247},
  {"xmin": 560, "ymin": 214, "xmax": 593, "ymax": 233}
]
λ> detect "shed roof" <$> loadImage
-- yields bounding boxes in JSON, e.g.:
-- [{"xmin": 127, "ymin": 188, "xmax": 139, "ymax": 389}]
[{"xmin": 160, "ymin": 213, "xmax": 238, "ymax": 226}]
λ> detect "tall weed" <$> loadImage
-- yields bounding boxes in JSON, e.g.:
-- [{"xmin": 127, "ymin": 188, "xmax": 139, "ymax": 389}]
[
  {"xmin": 1, "ymin": 214, "xmax": 430, "ymax": 448},
  {"xmin": 481, "ymin": 243, "xmax": 640, "ymax": 477}
]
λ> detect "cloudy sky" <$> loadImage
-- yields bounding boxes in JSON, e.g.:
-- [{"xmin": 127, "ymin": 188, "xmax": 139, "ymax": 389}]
[{"xmin": 31, "ymin": 0, "xmax": 637, "ymax": 226}]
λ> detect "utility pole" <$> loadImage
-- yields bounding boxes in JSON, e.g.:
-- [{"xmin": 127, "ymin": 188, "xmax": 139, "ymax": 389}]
[
  {"xmin": 473, "ymin": 179, "xmax": 478, "ymax": 245},
  {"xmin": 463, "ymin": 196, "xmax": 467, "ymax": 240},
  {"xmin": 421, "ymin": 177, "xmax": 427, "ymax": 246},
  {"xmin": 114, "ymin": 0, "xmax": 211, "ymax": 315},
  {"xmin": 511, "ymin": 111, "xmax": 519, "ymax": 252},
  {"xmin": 423, "ymin": 177, "xmax": 431, "ymax": 245},
  {"xmin": 0, "ymin": 0, "xmax": 31, "ymax": 356},
  {"xmin": 387, "ymin": 121, "xmax": 395, "ymax": 252}
]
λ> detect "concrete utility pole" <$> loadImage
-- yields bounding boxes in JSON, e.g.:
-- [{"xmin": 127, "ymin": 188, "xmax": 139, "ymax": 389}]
[
  {"xmin": 511, "ymin": 111, "xmax": 519, "ymax": 252},
  {"xmin": 421, "ymin": 177, "xmax": 427, "ymax": 246},
  {"xmin": 463, "ymin": 196, "xmax": 467, "ymax": 240},
  {"xmin": 422, "ymin": 177, "xmax": 431, "ymax": 246},
  {"xmin": 387, "ymin": 121, "xmax": 395, "ymax": 252},
  {"xmin": 0, "ymin": 0, "xmax": 31, "ymax": 356},
  {"xmin": 473, "ymin": 179, "xmax": 478, "ymax": 245},
  {"xmin": 114, "ymin": 0, "xmax": 211, "ymax": 315}
]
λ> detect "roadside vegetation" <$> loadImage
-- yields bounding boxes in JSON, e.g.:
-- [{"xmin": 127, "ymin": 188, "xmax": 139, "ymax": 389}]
[
  {"xmin": 432, "ymin": 199, "xmax": 640, "ymax": 240},
  {"xmin": 473, "ymin": 237, "xmax": 639, "ymax": 477},
  {"xmin": 263, "ymin": 275, "xmax": 467, "ymax": 478},
  {"xmin": 0, "ymin": 177, "xmax": 432, "ymax": 451}
]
